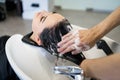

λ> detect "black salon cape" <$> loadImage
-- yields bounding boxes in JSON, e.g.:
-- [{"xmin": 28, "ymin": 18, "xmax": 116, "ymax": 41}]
[{"xmin": 0, "ymin": 36, "xmax": 19, "ymax": 80}]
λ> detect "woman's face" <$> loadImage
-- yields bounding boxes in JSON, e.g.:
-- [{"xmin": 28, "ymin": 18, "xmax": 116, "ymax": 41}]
[{"xmin": 32, "ymin": 10, "xmax": 65, "ymax": 35}]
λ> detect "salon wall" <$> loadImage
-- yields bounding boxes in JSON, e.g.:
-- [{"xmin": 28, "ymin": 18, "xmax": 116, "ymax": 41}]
[{"xmin": 55, "ymin": 0, "xmax": 120, "ymax": 12}]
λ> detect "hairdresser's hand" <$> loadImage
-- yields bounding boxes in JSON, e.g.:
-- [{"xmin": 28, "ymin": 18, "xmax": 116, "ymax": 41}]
[{"xmin": 57, "ymin": 29, "xmax": 97, "ymax": 54}]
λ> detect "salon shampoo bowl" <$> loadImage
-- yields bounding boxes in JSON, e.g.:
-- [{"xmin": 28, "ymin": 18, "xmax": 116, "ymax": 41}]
[
  {"xmin": 5, "ymin": 34, "xmax": 77, "ymax": 80},
  {"xmin": 5, "ymin": 25, "xmax": 120, "ymax": 80}
]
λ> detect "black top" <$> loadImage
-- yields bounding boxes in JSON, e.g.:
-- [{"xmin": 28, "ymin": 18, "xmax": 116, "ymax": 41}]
[{"xmin": 0, "ymin": 35, "xmax": 19, "ymax": 80}]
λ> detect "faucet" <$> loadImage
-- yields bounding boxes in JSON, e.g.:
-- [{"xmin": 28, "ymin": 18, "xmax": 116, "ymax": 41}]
[{"xmin": 53, "ymin": 66, "xmax": 84, "ymax": 80}]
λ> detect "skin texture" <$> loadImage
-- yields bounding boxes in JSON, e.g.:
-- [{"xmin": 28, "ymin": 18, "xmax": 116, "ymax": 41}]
[{"xmin": 57, "ymin": 7, "xmax": 120, "ymax": 80}]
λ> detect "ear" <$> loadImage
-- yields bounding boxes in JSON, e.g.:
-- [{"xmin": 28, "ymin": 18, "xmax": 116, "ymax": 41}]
[{"xmin": 35, "ymin": 36, "xmax": 42, "ymax": 45}]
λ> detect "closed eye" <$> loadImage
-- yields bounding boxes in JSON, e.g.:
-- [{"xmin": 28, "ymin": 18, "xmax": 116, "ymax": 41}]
[
  {"xmin": 40, "ymin": 12, "xmax": 56, "ymax": 23},
  {"xmin": 40, "ymin": 16, "xmax": 47, "ymax": 23}
]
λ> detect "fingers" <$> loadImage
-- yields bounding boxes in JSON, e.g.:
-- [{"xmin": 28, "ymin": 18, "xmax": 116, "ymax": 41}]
[
  {"xmin": 58, "ymin": 42, "xmax": 90, "ymax": 54},
  {"xmin": 57, "ymin": 37, "xmax": 75, "ymax": 54},
  {"xmin": 57, "ymin": 30, "xmax": 91, "ymax": 55},
  {"xmin": 57, "ymin": 32, "xmax": 72, "ymax": 47},
  {"xmin": 57, "ymin": 30, "xmax": 79, "ymax": 54},
  {"xmin": 62, "ymin": 32, "xmax": 72, "ymax": 40},
  {"xmin": 57, "ymin": 30, "xmax": 78, "ymax": 54}
]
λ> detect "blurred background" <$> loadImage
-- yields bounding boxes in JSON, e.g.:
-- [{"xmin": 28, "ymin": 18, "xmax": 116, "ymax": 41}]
[{"xmin": 0, "ymin": 0, "xmax": 120, "ymax": 43}]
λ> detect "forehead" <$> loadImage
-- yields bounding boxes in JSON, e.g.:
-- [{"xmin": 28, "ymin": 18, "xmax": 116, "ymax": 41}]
[{"xmin": 43, "ymin": 13, "xmax": 65, "ymax": 28}]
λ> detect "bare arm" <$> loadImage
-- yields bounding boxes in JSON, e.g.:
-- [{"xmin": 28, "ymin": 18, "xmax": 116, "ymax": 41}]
[
  {"xmin": 88, "ymin": 7, "xmax": 120, "ymax": 43},
  {"xmin": 57, "ymin": 7, "xmax": 120, "ymax": 54},
  {"xmin": 79, "ymin": 7, "xmax": 120, "ymax": 79},
  {"xmin": 80, "ymin": 53, "xmax": 120, "ymax": 80}
]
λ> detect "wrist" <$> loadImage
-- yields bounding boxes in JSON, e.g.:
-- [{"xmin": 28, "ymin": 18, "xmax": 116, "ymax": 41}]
[
  {"xmin": 90, "ymin": 23, "xmax": 106, "ymax": 42},
  {"xmin": 80, "ymin": 59, "xmax": 89, "ymax": 77}
]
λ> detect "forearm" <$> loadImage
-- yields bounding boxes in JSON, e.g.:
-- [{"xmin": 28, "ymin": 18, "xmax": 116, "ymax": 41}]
[
  {"xmin": 90, "ymin": 7, "xmax": 120, "ymax": 42},
  {"xmin": 80, "ymin": 53, "xmax": 120, "ymax": 80}
]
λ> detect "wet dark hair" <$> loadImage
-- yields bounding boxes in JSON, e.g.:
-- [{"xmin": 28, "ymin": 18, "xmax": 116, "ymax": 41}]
[
  {"xmin": 40, "ymin": 19, "xmax": 72, "ymax": 54},
  {"xmin": 40, "ymin": 19, "xmax": 85, "ymax": 65}
]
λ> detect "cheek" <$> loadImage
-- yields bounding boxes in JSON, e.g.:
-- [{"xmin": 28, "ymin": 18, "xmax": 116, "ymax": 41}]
[
  {"xmin": 33, "ymin": 24, "xmax": 45, "ymax": 36},
  {"xmin": 32, "ymin": 19, "xmax": 42, "ymax": 34}
]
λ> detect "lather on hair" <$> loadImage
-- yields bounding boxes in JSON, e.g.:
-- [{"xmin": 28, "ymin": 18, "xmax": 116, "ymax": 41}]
[{"xmin": 40, "ymin": 19, "xmax": 85, "ymax": 65}]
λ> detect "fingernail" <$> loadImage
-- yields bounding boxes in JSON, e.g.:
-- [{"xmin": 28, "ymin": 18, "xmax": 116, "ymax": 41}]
[
  {"xmin": 71, "ymin": 52, "xmax": 75, "ymax": 54},
  {"xmin": 57, "ymin": 45, "xmax": 60, "ymax": 48},
  {"xmin": 57, "ymin": 43, "xmax": 60, "ymax": 46}
]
